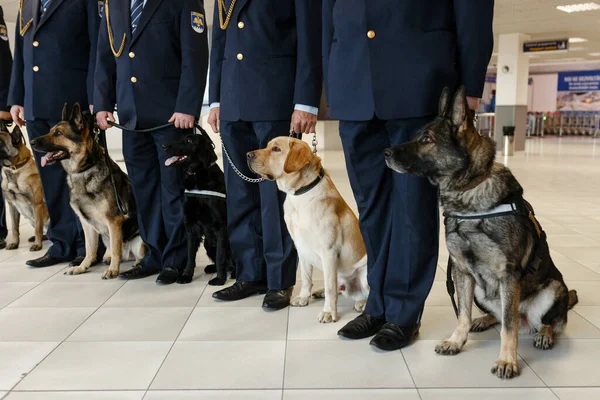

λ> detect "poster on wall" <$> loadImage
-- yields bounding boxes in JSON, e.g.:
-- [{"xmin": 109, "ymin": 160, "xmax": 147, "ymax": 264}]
[{"xmin": 557, "ymin": 71, "xmax": 600, "ymax": 110}]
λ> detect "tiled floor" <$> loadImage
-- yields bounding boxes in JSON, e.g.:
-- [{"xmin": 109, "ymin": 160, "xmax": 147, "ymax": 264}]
[{"xmin": 1, "ymin": 136, "xmax": 600, "ymax": 399}]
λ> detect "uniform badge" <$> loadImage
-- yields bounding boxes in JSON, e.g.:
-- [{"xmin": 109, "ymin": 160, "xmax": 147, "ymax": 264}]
[
  {"xmin": 191, "ymin": 12, "xmax": 205, "ymax": 34},
  {"xmin": 0, "ymin": 24, "xmax": 8, "ymax": 41},
  {"xmin": 98, "ymin": 1, "xmax": 105, "ymax": 18}
]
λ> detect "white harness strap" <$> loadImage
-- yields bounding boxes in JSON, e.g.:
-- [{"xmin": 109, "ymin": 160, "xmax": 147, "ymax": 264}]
[
  {"xmin": 451, "ymin": 203, "xmax": 517, "ymax": 219},
  {"xmin": 184, "ymin": 189, "xmax": 226, "ymax": 199}
]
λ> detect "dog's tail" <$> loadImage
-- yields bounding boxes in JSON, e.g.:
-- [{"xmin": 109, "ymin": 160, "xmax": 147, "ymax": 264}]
[{"xmin": 568, "ymin": 290, "xmax": 578, "ymax": 309}]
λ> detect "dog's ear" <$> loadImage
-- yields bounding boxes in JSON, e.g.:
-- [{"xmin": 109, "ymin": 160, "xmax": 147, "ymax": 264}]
[
  {"xmin": 10, "ymin": 125, "xmax": 24, "ymax": 146},
  {"xmin": 61, "ymin": 103, "xmax": 70, "ymax": 122},
  {"xmin": 0, "ymin": 120, "xmax": 7, "ymax": 133},
  {"xmin": 439, "ymin": 87, "xmax": 451, "ymax": 117},
  {"xmin": 450, "ymin": 86, "xmax": 467, "ymax": 127},
  {"xmin": 283, "ymin": 140, "xmax": 311, "ymax": 174},
  {"xmin": 70, "ymin": 103, "xmax": 84, "ymax": 129}
]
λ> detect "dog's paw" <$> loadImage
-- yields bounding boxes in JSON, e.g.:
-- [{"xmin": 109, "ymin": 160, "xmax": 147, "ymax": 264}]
[
  {"xmin": 291, "ymin": 295, "xmax": 310, "ymax": 307},
  {"xmin": 491, "ymin": 359, "xmax": 520, "ymax": 379},
  {"xmin": 311, "ymin": 289, "xmax": 325, "ymax": 299},
  {"xmin": 208, "ymin": 276, "xmax": 227, "ymax": 286},
  {"xmin": 470, "ymin": 315, "xmax": 497, "ymax": 332},
  {"xmin": 103, "ymin": 256, "xmax": 112, "ymax": 266},
  {"xmin": 177, "ymin": 275, "xmax": 193, "ymax": 284},
  {"xmin": 29, "ymin": 244, "xmax": 43, "ymax": 252},
  {"xmin": 65, "ymin": 266, "xmax": 88, "ymax": 276},
  {"xmin": 318, "ymin": 311, "xmax": 339, "ymax": 323},
  {"xmin": 6, "ymin": 242, "xmax": 19, "ymax": 250},
  {"xmin": 354, "ymin": 300, "xmax": 367, "ymax": 313},
  {"xmin": 435, "ymin": 340, "xmax": 464, "ymax": 356},
  {"xmin": 204, "ymin": 264, "xmax": 216, "ymax": 274},
  {"xmin": 533, "ymin": 331, "xmax": 554, "ymax": 350},
  {"xmin": 102, "ymin": 268, "xmax": 119, "ymax": 280}
]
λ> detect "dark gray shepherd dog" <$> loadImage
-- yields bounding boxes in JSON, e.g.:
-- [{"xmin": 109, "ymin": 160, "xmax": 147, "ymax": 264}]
[{"xmin": 384, "ymin": 87, "xmax": 578, "ymax": 380}]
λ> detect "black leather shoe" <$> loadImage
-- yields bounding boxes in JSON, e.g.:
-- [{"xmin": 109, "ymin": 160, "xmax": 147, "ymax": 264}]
[
  {"xmin": 156, "ymin": 267, "xmax": 179, "ymax": 285},
  {"xmin": 119, "ymin": 265, "xmax": 159, "ymax": 280},
  {"xmin": 26, "ymin": 254, "xmax": 63, "ymax": 268},
  {"xmin": 338, "ymin": 313, "xmax": 386, "ymax": 340},
  {"xmin": 0, "ymin": 238, "xmax": 6, "ymax": 249},
  {"xmin": 369, "ymin": 322, "xmax": 420, "ymax": 351},
  {"xmin": 262, "ymin": 287, "xmax": 293, "ymax": 310},
  {"xmin": 69, "ymin": 256, "xmax": 85, "ymax": 267},
  {"xmin": 212, "ymin": 281, "xmax": 268, "ymax": 301}
]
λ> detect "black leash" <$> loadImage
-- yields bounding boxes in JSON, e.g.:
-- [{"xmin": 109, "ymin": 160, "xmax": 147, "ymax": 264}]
[
  {"xmin": 93, "ymin": 125, "xmax": 129, "ymax": 216},
  {"xmin": 107, "ymin": 120, "xmax": 175, "ymax": 133},
  {"xmin": 446, "ymin": 258, "xmax": 459, "ymax": 318}
]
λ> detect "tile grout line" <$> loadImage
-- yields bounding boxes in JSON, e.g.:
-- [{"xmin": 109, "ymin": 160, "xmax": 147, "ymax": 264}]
[
  {"xmin": 548, "ymin": 387, "xmax": 563, "ymax": 400},
  {"xmin": 281, "ymin": 306, "xmax": 291, "ymax": 400},
  {"xmin": 400, "ymin": 348, "xmax": 423, "ymax": 399},
  {"xmin": 142, "ymin": 276, "xmax": 211, "ymax": 398}
]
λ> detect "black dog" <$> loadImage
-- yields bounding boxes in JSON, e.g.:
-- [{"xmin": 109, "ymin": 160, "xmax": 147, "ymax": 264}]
[{"xmin": 163, "ymin": 127, "xmax": 235, "ymax": 285}]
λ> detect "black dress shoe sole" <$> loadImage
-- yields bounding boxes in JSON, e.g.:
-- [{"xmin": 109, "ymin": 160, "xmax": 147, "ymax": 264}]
[
  {"xmin": 369, "ymin": 329, "xmax": 419, "ymax": 351},
  {"xmin": 118, "ymin": 269, "xmax": 158, "ymax": 280},
  {"xmin": 25, "ymin": 258, "xmax": 63, "ymax": 268},
  {"xmin": 262, "ymin": 301, "xmax": 290, "ymax": 311},
  {"xmin": 338, "ymin": 322, "xmax": 386, "ymax": 340}
]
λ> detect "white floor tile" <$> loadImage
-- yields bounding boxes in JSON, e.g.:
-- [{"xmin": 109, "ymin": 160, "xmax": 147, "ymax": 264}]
[
  {"xmin": 565, "ymin": 281, "xmax": 600, "ymax": 306},
  {"xmin": 419, "ymin": 306, "xmax": 499, "ymax": 341},
  {"xmin": 145, "ymin": 391, "xmax": 282, "ymax": 400},
  {"xmin": 0, "ymin": 263, "xmax": 64, "ymax": 282},
  {"xmin": 424, "ymin": 282, "xmax": 453, "ymax": 307},
  {"xmin": 553, "ymin": 247, "xmax": 600, "ymax": 271},
  {"xmin": 287, "ymin": 306, "xmax": 364, "ymax": 341},
  {"xmin": 68, "ymin": 307, "xmax": 192, "ymax": 341},
  {"xmin": 151, "ymin": 341, "xmax": 286, "ymax": 389},
  {"xmin": 518, "ymin": 339, "xmax": 600, "ymax": 387},
  {"xmin": 0, "ymin": 308, "xmax": 95, "ymax": 341},
  {"xmin": 16, "ymin": 342, "xmax": 172, "ymax": 390},
  {"xmin": 0, "ymin": 283, "xmax": 39, "ymax": 308},
  {"xmin": 103, "ymin": 281, "xmax": 205, "ymax": 308},
  {"xmin": 402, "ymin": 340, "xmax": 545, "ymax": 388},
  {"xmin": 0, "ymin": 342, "xmax": 59, "ymax": 390},
  {"xmin": 575, "ymin": 306, "xmax": 600, "ymax": 329},
  {"xmin": 179, "ymin": 307, "xmax": 288, "ymax": 341},
  {"xmin": 284, "ymin": 341, "xmax": 414, "ymax": 389},
  {"xmin": 284, "ymin": 389, "xmax": 421, "ymax": 400},
  {"xmin": 419, "ymin": 388, "xmax": 558, "ymax": 400},
  {"xmin": 552, "ymin": 388, "xmax": 600, "ymax": 400},
  {"xmin": 6, "ymin": 392, "xmax": 145, "ymax": 400},
  {"xmin": 7, "ymin": 282, "xmax": 124, "ymax": 308}
]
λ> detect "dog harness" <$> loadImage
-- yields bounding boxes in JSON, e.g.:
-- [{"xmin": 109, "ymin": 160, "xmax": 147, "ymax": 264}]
[
  {"xmin": 443, "ymin": 194, "xmax": 547, "ymax": 317},
  {"xmin": 293, "ymin": 167, "xmax": 325, "ymax": 196}
]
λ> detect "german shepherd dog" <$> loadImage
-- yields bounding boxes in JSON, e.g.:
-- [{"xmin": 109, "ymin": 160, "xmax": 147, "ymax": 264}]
[
  {"xmin": 0, "ymin": 121, "xmax": 49, "ymax": 251},
  {"xmin": 30, "ymin": 104, "xmax": 145, "ymax": 279},
  {"xmin": 162, "ymin": 127, "xmax": 235, "ymax": 285},
  {"xmin": 385, "ymin": 87, "xmax": 578, "ymax": 380}
]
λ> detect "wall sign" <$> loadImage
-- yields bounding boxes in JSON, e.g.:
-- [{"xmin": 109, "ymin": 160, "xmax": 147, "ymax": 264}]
[
  {"xmin": 557, "ymin": 70, "xmax": 600, "ymax": 110},
  {"xmin": 523, "ymin": 39, "xmax": 568, "ymax": 53}
]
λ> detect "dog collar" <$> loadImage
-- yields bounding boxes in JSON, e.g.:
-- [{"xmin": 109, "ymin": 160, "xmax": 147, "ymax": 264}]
[
  {"xmin": 293, "ymin": 168, "xmax": 325, "ymax": 196},
  {"xmin": 7, "ymin": 158, "xmax": 30, "ymax": 171},
  {"xmin": 185, "ymin": 161, "xmax": 218, "ymax": 176},
  {"xmin": 184, "ymin": 189, "xmax": 226, "ymax": 199}
]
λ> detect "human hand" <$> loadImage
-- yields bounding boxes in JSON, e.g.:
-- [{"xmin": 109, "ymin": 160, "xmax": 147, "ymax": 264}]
[
  {"xmin": 96, "ymin": 111, "xmax": 115, "ymax": 130},
  {"xmin": 208, "ymin": 107, "xmax": 220, "ymax": 133},
  {"xmin": 10, "ymin": 105, "xmax": 25, "ymax": 127},
  {"xmin": 291, "ymin": 110, "xmax": 317, "ymax": 134},
  {"xmin": 169, "ymin": 112, "xmax": 195, "ymax": 129},
  {"xmin": 467, "ymin": 96, "xmax": 480, "ymax": 111}
]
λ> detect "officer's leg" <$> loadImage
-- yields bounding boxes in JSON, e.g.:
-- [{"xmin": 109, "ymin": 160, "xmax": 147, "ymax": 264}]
[
  {"xmin": 152, "ymin": 126, "xmax": 188, "ymax": 271},
  {"xmin": 253, "ymin": 121, "xmax": 297, "ymax": 290},
  {"xmin": 383, "ymin": 117, "xmax": 439, "ymax": 326},
  {"xmin": 122, "ymin": 130, "xmax": 165, "ymax": 272},
  {"xmin": 0, "ymin": 176, "xmax": 7, "ymax": 242},
  {"xmin": 27, "ymin": 119, "xmax": 78, "ymax": 260},
  {"xmin": 220, "ymin": 120, "xmax": 266, "ymax": 283},
  {"xmin": 338, "ymin": 118, "xmax": 392, "ymax": 320}
]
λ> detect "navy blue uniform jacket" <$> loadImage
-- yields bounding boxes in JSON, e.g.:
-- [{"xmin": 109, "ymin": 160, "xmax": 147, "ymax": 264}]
[
  {"xmin": 0, "ymin": 6, "xmax": 12, "ymax": 112},
  {"xmin": 94, "ymin": 0, "xmax": 209, "ymax": 130},
  {"xmin": 8, "ymin": 0, "xmax": 100, "ymax": 121},
  {"xmin": 209, "ymin": 0, "xmax": 322, "ymax": 122},
  {"xmin": 322, "ymin": 0, "xmax": 494, "ymax": 121}
]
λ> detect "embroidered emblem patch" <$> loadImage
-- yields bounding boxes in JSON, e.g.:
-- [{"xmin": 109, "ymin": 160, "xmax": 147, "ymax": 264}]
[
  {"xmin": 98, "ymin": 1, "xmax": 105, "ymax": 18},
  {"xmin": 0, "ymin": 24, "xmax": 8, "ymax": 41},
  {"xmin": 191, "ymin": 12, "xmax": 205, "ymax": 33}
]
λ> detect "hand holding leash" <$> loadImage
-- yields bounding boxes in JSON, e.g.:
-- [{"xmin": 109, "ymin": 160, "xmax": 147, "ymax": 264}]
[
  {"xmin": 169, "ymin": 112, "xmax": 195, "ymax": 129},
  {"xmin": 208, "ymin": 107, "xmax": 220, "ymax": 133},
  {"xmin": 96, "ymin": 111, "xmax": 115, "ymax": 130},
  {"xmin": 291, "ymin": 109, "xmax": 317, "ymax": 134},
  {"xmin": 10, "ymin": 105, "xmax": 26, "ymax": 128}
]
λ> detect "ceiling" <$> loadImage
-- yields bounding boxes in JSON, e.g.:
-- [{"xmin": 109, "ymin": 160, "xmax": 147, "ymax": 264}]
[{"xmin": 1, "ymin": 0, "xmax": 600, "ymax": 68}]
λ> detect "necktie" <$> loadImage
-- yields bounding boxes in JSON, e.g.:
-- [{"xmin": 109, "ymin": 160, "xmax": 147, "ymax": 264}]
[
  {"xmin": 131, "ymin": 0, "xmax": 144, "ymax": 34},
  {"xmin": 40, "ymin": 0, "xmax": 52, "ymax": 17}
]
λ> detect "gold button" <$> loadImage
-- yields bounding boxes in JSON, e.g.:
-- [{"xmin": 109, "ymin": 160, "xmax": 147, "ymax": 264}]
[
  {"xmin": 131, "ymin": 76, "xmax": 137, "ymax": 83},
  {"xmin": 129, "ymin": 52, "xmax": 135, "ymax": 58},
  {"xmin": 238, "ymin": 21, "xmax": 244, "ymax": 29},
  {"xmin": 237, "ymin": 53, "xmax": 243, "ymax": 60},
  {"xmin": 367, "ymin": 30, "xmax": 375, "ymax": 39},
  {"xmin": 33, "ymin": 66, "xmax": 39, "ymax": 72},
  {"xmin": 33, "ymin": 41, "xmax": 39, "ymax": 47}
]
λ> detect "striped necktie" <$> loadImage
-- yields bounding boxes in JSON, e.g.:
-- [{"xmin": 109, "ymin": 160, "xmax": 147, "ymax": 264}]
[
  {"xmin": 40, "ymin": 0, "xmax": 52, "ymax": 17},
  {"xmin": 131, "ymin": 0, "xmax": 144, "ymax": 34}
]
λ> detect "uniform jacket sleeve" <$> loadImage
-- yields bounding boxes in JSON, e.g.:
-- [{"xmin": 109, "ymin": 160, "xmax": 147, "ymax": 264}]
[
  {"xmin": 7, "ymin": 10, "xmax": 24, "ymax": 108},
  {"xmin": 86, "ymin": 0, "xmax": 101, "ymax": 106},
  {"xmin": 293, "ymin": 0, "xmax": 322, "ymax": 109},
  {"xmin": 93, "ymin": 6, "xmax": 117, "ymax": 113},
  {"xmin": 208, "ymin": 0, "xmax": 224, "ymax": 105},
  {"xmin": 321, "ymin": 0, "xmax": 334, "ymax": 106},
  {"xmin": 454, "ymin": 0, "xmax": 494, "ymax": 98},
  {"xmin": 0, "ymin": 8, "xmax": 13, "ymax": 111},
  {"xmin": 175, "ymin": 0, "xmax": 209, "ymax": 117}
]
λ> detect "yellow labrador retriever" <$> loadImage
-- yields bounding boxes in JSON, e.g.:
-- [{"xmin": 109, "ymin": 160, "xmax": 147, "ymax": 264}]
[{"xmin": 247, "ymin": 137, "xmax": 369, "ymax": 323}]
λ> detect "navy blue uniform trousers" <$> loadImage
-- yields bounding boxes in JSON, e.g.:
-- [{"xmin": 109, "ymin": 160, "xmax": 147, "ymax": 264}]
[
  {"xmin": 0, "ymin": 182, "xmax": 6, "ymax": 239},
  {"xmin": 339, "ymin": 117, "xmax": 439, "ymax": 327},
  {"xmin": 122, "ymin": 127, "xmax": 188, "ymax": 272},
  {"xmin": 220, "ymin": 120, "xmax": 297, "ymax": 290},
  {"xmin": 26, "ymin": 119, "xmax": 84, "ymax": 259}
]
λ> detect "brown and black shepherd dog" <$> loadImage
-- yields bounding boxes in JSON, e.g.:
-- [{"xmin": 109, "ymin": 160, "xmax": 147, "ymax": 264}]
[
  {"xmin": 385, "ymin": 87, "xmax": 578, "ymax": 380},
  {"xmin": 0, "ymin": 121, "xmax": 49, "ymax": 251},
  {"xmin": 30, "ymin": 104, "xmax": 145, "ymax": 279}
]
